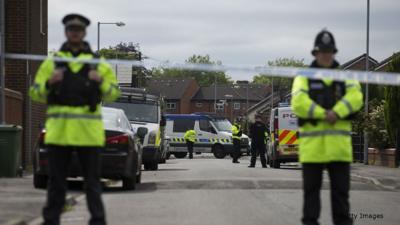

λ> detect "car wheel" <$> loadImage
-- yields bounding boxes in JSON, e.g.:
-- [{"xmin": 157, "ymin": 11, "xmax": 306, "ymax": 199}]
[
  {"xmin": 174, "ymin": 152, "xmax": 188, "ymax": 159},
  {"xmin": 213, "ymin": 145, "xmax": 226, "ymax": 159},
  {"xmin": 150, "ymin": 161, "xmax": 159, "ymax": 170},
  {"xmin": 272, "ymin": 159, "xmax": 280, "ymax": 169},
  {"xmin": 122, "ymin": 176, "xmax": 136, "ymax": 190},
  {"xmin": 33, "ymin": 174, "xmax": 48, "ymax": 189}
]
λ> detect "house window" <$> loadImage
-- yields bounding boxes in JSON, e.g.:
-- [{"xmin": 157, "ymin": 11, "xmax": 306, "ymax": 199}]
[
  {"xmin": 166, "ymin": 102, "xmax": 176, "ymax": 110},
  {"xmin": 215, "ymin": 103, "xmax": 224, "ymax": 111},
  {"xmin": 234, "ymin": 103, "xmax": 241, "ymax": 110},
  {"xmin": 196, "ymin": 102, "xmax": 203, "ymax": 108}
]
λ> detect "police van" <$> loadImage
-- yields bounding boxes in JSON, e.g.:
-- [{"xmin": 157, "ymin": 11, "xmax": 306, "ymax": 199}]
[
  {"xmin": 104, "ymin": 87, "xmax": 168, "ymax": 171},
  {"xmin": 165, "ymin": 113, "xmax": 250, "ymax": 159},
  {"xmin": 267, "ymin": 103, "xmax": 299, "ymax": 168}
]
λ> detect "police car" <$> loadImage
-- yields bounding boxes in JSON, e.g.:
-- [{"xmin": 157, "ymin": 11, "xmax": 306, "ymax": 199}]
[
  {"xmin": 267, "ymin": 103, "xmax": 299, "ymax": 168},
  {"xmin": 165, "ymin": 113, "xmax": 250, "ymax": 159}
]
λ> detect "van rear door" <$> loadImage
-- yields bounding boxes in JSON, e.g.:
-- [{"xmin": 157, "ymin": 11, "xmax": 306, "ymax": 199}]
[{"xmin": 277, "ymin": 108, "xmax": 299, "ymax": 155}]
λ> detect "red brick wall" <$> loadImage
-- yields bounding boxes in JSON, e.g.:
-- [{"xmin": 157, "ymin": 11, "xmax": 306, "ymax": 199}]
[
  {"xmin": 5, "ymin": 89, "xmax": 23, "ymax": 126},
  {"xmin": 180, "ymin": 80, "xmax": 199, "ymax": 114},
  {"xmin": 344, "ymin": 58, "xmax": 377, "ymax": 71},
  {"xmin": 190, "ymin": 100, "xmax": 258, "ymax": 122},
  {"xmin": 4, "ymin": 0, "xmax": 48, "ymax": 168}
]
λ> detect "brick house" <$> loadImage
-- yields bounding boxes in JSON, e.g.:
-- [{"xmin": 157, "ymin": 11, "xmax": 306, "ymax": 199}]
[
  {"xmin": 4, "ymin": 0, "xmax": 48, "ymax": 168},
  {"xmin": 191, "ymin": 84, "xmax": 271, "ymax": 122},
  {"xmin": 374, "ymin": 52, "xmax": 400, "ymax": 72},
  {"xmin": 146, "ymin": 78, "xmax": 200, "ymax": 114},
  {"xmin": 341, "ymin": 53, "xmax": 379, "ymax": 70}
]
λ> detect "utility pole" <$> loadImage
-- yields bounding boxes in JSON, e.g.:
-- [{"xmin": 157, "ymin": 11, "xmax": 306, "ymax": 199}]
[
  {"xmin": 214, "ymin": 74, "xmax": 217, "ymax": 113},
  {"xmin": 363, "ymin": 0, "xmax": 370, "ymax": 165},
  {"xmin": 0, "ymin": 0, "xmax": 5, "ymax": 124},
  {"xmin": 271, "ymin": 77, "xmax": 274, "ymax": 114}
]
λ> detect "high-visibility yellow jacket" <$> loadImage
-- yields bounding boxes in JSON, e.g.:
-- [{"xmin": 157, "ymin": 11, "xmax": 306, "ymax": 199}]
[
  {"xmin": 29, "ymin": 49, "xmax": 121, "ymax": 147},
  {"xmin": 291, "ymin": 74, "xmax": 363, "ymax": 163},
  {"xmin": 184, "ymin": 130, "xmax": 197, "ymax": 143},
  {"xmin": 231, "ymin": 123, "xmax": 242, "ymax": 140}
]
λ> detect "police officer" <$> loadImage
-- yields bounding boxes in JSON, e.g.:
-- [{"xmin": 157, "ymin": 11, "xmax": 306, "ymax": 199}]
[
  {"xmin": 291, "ymin": 30, "xmax": 363, "ymax": 225},
  {"xmin": 231, "ymin": 117, "xmax": 243, "ymax": 163},
  {"xmin": 184, "ymin": 129, "xmax": 197, "ymax": 159},
  {"xmin": 249, "ymin": 114, "xmax": 268, "ymax": 168},
  {"xmin": 30, "ymin": 14, "xmax": 120, "ymax": 225}
]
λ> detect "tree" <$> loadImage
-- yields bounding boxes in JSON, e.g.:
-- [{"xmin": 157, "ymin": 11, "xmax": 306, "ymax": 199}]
[
  {"xmin": 98, "ymin": 42, "xmax": 141, "ymax": 60},
  {"xmin": 252, "ymin": 58, "xmax": 306, "ymax": 92},
  {"xmin": 98, "ymin": 42, "xmax": 149, "ymax": 87},
  {"xmin": 151, "ymin": 54, "xmax": 232, "ymax": 86},
  {"xmin": 384, "ymin": 53, "xmax": 400, "ymax": 164}
]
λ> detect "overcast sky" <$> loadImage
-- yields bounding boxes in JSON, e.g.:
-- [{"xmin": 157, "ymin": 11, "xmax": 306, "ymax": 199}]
[{"xmin": 48, "ymin": 0, "xmax": 400, "ymax": 80}]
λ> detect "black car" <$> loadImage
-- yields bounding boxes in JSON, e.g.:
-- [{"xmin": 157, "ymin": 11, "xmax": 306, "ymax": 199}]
[{"xmin": 33, "ymin": 107, "xmax": 145, "ymax": 190}]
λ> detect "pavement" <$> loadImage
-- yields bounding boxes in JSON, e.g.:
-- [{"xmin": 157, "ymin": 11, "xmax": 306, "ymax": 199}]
[
  {"xmin": 351, "ymin": 163, "xmax": 400, "ymax": 190},
  {"xmin": 0, "ymin": 176, "xmax": 81, "ymax": 225},
  {"xmin": 1, "ymin": 155, "xmax": 399, "ymax": 225}
]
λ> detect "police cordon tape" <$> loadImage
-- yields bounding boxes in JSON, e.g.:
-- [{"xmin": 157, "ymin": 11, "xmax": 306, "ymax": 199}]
[{"xmin": 4, "ymin": 53, "xmax": 400, "ymax": 86}]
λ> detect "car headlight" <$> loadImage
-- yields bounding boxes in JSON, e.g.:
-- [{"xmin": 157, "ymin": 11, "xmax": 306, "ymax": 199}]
[{"xmin": 148, "ymin": 132, "xmax": 157, "ymax": 145}]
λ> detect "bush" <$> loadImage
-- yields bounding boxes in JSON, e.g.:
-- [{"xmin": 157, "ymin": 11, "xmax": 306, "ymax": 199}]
[{"xmin": 365, "ymin": 101, "xmax": 390, "ymax": 150}]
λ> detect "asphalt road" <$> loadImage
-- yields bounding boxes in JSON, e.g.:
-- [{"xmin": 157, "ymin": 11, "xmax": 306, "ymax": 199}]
[{"xmin": 59, "ymin": 155, "xmax": 400, "ymax": 225}]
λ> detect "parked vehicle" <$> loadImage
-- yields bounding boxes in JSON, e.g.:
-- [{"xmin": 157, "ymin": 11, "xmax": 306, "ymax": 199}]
[
  {"xmin": 104, "ymin": 86, "xmax": 168, "ymax": 170},
  {"xmin": 267, "ymin": 103, "xmax": 299, "ymax": 168},
  {"xmin": 165, "ymin": 113, "xmax": 250, "ymax": 159},
  {"xmin": 33, "ymin": 107, "xmax": 144, "ymax": 190}
]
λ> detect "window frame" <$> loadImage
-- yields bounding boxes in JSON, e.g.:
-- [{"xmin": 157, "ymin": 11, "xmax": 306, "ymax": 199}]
[
  {"xmin": 234, "ymin": 102, "xmax": 241, "ymax": 110},
  {"xmin": 166, "ymin": 102, "xmax": 176, "ymax": 110}
]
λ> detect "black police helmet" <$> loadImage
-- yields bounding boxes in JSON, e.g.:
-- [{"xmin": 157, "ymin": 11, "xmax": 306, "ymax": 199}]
[
  {"xmin": 62, "ymin": 14, "xmax": 90, "ymax": 29},
  {"xmin": 312, "ymin": 30, "xmax": 338, "ymax": 56}
]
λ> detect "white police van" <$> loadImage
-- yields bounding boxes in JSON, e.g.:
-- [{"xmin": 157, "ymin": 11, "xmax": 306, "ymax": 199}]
[
  {"xmin": 267, "ymin": 103, "xmax": 299, "ymax": 168},
  {"xmin": 165, "ymin": 113, "xmax": 250, "ymax": 159}
]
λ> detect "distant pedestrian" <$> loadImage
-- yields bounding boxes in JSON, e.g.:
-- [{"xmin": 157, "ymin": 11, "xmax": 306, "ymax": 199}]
[
  {"xmin": 184, "ymin": 129, "xmax": 197, "ymax": 159},
  {"xmin": 291, "ymin": 29, "xmax": 363, "ymax": 225},
  {"xmin": 249, "ymin": 114, "xmax": 268, "ymax": 168}
]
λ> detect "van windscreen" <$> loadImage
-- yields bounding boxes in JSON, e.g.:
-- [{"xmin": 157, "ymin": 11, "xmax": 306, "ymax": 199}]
[{"xmin": 212, "ymin": 119, "xmax": 232, "ymax": 132}]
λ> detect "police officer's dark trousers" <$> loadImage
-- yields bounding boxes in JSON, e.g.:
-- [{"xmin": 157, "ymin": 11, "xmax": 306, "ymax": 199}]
[
  {"xmin": 186, "ymin": 141, "xmax": 194, "ymax": 159},
  {"xmin": 43, "ymin": 146, "xmax": 106, "ymax": 225},
  {"xmin": 232, "ymin": 139, "xmax": 241, "ymax": 162},
  {"xmin": 302, "ymin": 162, "xmax": 352, "ymax": 225},
  {"xmin": 250, "ymin": 142, "xmax": 267, "ymax": 166}
]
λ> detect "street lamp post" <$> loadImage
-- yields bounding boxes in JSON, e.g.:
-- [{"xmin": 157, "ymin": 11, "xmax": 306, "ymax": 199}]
[
  {"xmin": 0, "ymin": 0, "xmax": 5, "ymax": 124},
  {"xmin": 225, "ymin": 94, "xmax": 233, "ymax": 121},
  {"xmin": 364, "ymin": 0, "xmax": 370, "ymax": 165},
  {"xmin": 236, "ymin": 80, "xmax": 250, "ymax": 134},
  {"xmin": 214, "ymin": 74, "xmax": 217, "ymax": 113},
  {"xmin": 97, "ymin": 21, "xmax": 125, "ymax": 53}
]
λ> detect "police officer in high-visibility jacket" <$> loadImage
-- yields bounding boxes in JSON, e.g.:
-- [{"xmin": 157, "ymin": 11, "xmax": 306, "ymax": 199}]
[
  {"xmin": 29, "ymin": 14, "xmax": 120, "ymax": 225},
  {"xmin": 231, "ymin": 117, "xmax": 243, "ymax": 164},
  {"xmin": 291, "ymin": 30, "xmax": 363, "ymax": 225},
  {"xmin": 184, "ymin": 129, "xmax": 197, "ymax": 159}
]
